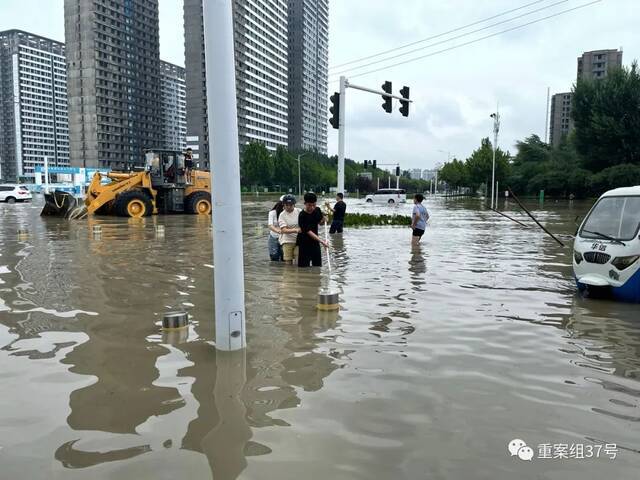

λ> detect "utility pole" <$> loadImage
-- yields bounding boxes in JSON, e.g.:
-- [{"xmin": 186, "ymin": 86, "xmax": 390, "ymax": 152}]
[
  {"xmin": 490, "ymin": 108, "xmax": 500, "ymax": 209},
  {"xmin": 297, "ymin": 154, "xmax": 302, "ymax": 196},
  {"xmin": 434, "ymin": 168, "xmax": 439, "ymax": 195},
  {"xmin": 544, "ymin": 87, "xmax": 550, "ymax": 144},
  {"xmin": 203, "ymin": 0, "xmax": 246, "ymax": 352}
]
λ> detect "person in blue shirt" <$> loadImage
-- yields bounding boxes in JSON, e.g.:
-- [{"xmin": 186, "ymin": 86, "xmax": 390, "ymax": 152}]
[{"xmin": 411, "ymin": 193, "xmax": 430, "ymax": 246}]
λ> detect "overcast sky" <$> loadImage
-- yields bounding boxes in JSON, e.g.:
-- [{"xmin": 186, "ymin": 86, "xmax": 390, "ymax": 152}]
[{"xmin": 1, "ymin": 0, "xmax": 638, "ymax": 170}]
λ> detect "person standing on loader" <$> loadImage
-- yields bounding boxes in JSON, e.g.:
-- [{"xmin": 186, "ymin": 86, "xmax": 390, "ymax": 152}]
[{"xmin": 184, "ymin": 148, "xmax": 194, "ymax": 184}]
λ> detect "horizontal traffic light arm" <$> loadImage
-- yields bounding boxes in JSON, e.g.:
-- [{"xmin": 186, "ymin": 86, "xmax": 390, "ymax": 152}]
[{"xmin": 346, "ymin": 80, "xmax": 414, "ymax": 102}]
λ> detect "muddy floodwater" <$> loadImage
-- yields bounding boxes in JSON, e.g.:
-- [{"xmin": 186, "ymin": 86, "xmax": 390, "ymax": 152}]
[{"xmin": 0, "ymin": 196, "xmax": 638, "ymax": 480}]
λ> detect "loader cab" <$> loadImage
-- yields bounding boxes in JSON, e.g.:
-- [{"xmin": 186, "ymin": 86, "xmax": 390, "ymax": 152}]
[{"xmin": 145, "ymin": 149, "xmax": 185, "ymax": 186}]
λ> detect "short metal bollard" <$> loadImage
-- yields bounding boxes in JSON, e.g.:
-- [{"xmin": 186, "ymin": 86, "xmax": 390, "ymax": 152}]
[
  {"xmin": 317, "ymin": 290, "xmax": 340, "ymax": 311},
  {"xmin": 162, "ymin": 311, "xmax": 189, "ymax": 330}
]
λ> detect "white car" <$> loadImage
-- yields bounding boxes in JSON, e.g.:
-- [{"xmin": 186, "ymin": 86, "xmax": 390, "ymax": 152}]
[
  {"xmin": 365, "ymin": 188, "xmax": 407, "ymax": 204},
  {"xmin": 0, "ymin": 184, "xmax": 33, "ymax": 203}
]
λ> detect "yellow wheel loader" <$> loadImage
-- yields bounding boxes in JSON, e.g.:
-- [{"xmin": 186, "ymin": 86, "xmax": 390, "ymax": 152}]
[{"xmin": 42, "ymin": 150, "xmax": 212, "ymax": 219}]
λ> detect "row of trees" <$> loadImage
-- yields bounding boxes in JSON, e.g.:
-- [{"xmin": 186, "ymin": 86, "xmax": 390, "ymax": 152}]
[
  {"xmin": 240, "ymin": 142, "xmax": 431, "ymax": 194},
  {"xmin": 439, "ymin": 62, "xmax": 640, "ymax": 198}
]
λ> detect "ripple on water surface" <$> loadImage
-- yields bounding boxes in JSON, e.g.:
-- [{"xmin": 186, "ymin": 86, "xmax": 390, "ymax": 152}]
[{"xmin": 0, "ymin": 197, "xmax": 638, "ymax": 479}]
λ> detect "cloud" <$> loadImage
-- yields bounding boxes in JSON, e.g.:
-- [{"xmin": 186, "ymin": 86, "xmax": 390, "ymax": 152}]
[
  {"xmin": 328, "ymin": 0, "xmax": 640, "ymax": 168},
  {"xmin": 2, "ymin": 0, "xmax": 638, "ymax": 169}
]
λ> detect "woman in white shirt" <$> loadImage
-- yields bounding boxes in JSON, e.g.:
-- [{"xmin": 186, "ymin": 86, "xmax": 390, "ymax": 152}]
[{"xmin": 268, "ymin": 198, "xmax": 284, "ymax": 261}]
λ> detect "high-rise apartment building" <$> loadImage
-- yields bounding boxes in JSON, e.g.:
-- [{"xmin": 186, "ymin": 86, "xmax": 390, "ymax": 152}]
[
  {"xmin": 0, "ymin": 30, "xmax": 69, "ymax": 181},
  {"xmin": 160, "ymin": 60, "xmax": 186, "ymax": 152},
  {"xmin": 577, "ymin": 49, "xmax": 623, "ymax": 80},
  {"xmin": 549, "ymin": 92, "xmax": 574, "ymax": 147},
  {"xmin": 64, "ymin": 0, "xmax": 161, "ymax": 169},
  {"xmin": 234, "ymin": 0, "xmax": 290, "ymax": 151},
  {"xmin": 409, "ymin": 169, "xmax": 423, "ymax": 180},
  {"xmin": 548, "ymin": 49, "xmax": 623, "ymax": 146},
  {"xmin": 287, "ymin": 0, "xmax": 328, "ymax": 154},
  {"xmin": 184, "ymin": 0, "xmax": 291, "ymax": 164},
  {"xmin": 183, "ymin": 0, "xmax": 208, "ymax": 167}
]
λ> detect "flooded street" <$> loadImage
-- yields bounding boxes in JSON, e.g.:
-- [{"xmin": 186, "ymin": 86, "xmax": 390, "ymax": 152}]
[{"xmin": 0, "ymin": 196, "xmax": 639, "ymax": 479}]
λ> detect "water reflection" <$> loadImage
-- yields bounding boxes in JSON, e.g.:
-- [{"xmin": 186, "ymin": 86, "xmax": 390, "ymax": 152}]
[
  {"xmin": 46, "ymin": 252, "xmax": 339, "ymax": 477},
  {"xmin": 202, "ymin": 350, "xmax": 251, "ymax": 480}
]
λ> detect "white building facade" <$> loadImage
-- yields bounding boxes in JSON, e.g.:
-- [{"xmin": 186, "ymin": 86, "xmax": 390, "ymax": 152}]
[
  {"xmin": 0, "ymin": 30, "xmax": 69, "ymax": 181},
  {"xmin": 160, "ymin": 61, "xmax": 187, "ymax": 152},
  {"xmin": 234, "ymin": 0, "xmax": 289, "ymax": 150}
]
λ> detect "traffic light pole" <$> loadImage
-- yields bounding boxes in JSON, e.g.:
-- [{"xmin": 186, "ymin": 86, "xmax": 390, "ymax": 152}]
[
  {"xmin": 337, "ymin": 76, "xmax": 346, "ymax": 195},
  {"xmin": 335, "ymin": 77, "xmax": 412, "ymax": 196}
]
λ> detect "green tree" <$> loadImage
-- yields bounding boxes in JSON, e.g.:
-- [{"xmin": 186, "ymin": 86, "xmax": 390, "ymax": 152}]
[
  {"xmin": 439, "ymin": 158, "xmax": 469, "ymax": 188},
  {"xmin": 573, "ymin": 62, "xmax": 640, "ymax": 170},
  {"xmin": 241, "ymin": 142, "xmax": 273, "ymax": 186},
  {"xmin": 465, "ymin": 138, "xmax": 510, "ymax": 189},
  {"xmin": 507, "ymin": 135, "xmax": 550, "ymax": 193},
  {"xmin": 591, "ymin": 164, "xmax": 640, "ymax": 193},
  {"xmin": 272, "ymin": 146, "xmax": 297, "ymax": 189}
]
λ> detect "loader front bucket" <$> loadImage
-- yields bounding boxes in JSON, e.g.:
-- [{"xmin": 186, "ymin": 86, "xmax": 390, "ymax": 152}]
[{"xmin": 41, "ymin": 190, "xmax": 84, "ymax": 218}]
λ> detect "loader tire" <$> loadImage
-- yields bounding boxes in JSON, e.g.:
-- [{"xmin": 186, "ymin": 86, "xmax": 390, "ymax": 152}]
[
  {"xmin": 115, "ymin": 190, "xmax": 153, "ymax": 218},
  {"xmin": 186, "ymin": 191, "xmax": 212, "ymax": 215}
]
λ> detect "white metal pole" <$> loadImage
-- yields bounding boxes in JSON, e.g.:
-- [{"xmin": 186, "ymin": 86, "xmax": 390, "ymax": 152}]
[
  {"xmin": 203, "ymin": 0, "xmax": 246, "ymax": 351},
  {"xmin": 44, "ymin": 156, "xmax": 49, "ymax": 194},
  {"xmin": 377, "ymin": 177, "xmax": 380, "ymax": 190},
  {"xmin": 388, "ymin": 176, "xmax": 390, "ymax": 188},
  {"xmin": 337, "ymin": 76, "xmax": 346, "ymax": 194},
  {"xmin": 491, "ymin": 144, "xmax": 496, "ymax": 209},
  {"xmin": 435, "ymin": 169, "xmax": 438, "ymax": 195},
  {"xmin": 490, "ymin": 109, "xmax": 499, "ymax": 210},
  {"xmin": 496, "ymin": 180, "xmax": 499, "ymax": 207},
  {"xmin": 324, "ymin": 222, "xmax": 332, "ymax": 274},
  {"xmin": 297, "ymin": 155, "xmax": 301, "ymax": 196},
  {"xmin": 396, "ymin": 173, "xmax": 399, "ymax": 189}
]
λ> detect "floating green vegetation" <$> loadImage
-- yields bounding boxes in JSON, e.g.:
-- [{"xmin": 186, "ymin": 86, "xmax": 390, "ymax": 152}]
[{"xmin": 342, "ymin": 213, "xmax": 412, "ymax": 227}]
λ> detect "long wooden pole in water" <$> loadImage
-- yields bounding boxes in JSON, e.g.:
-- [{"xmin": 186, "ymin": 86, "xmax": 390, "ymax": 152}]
[
  {"xmin": 488, "ymin": 206, "xmax": 530, "ymax": 228},
  {"xmin": 508, "ymin": 187, "xmax": 565, "ymax": 247}
]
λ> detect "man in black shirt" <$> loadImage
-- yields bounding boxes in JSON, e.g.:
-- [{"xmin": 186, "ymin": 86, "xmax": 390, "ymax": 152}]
[
  {"xmin": 297, "ymin": 192, "xmax": 328, "ymax": 267},
  {"xmin": 328, "ymin": 192, "xmax": 347, "ymax": 234}
]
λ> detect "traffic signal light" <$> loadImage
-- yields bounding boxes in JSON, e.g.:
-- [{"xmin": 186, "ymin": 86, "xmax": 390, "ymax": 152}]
[
  {"xmin": 399, "ymin": 86, "xmax": 410, "ymax": 117},
  {"xmin": 329, "ymin": 92, "xmax": 340, "ymax": 129},
  {"xmin": 395, "ymin": 166, "xmax": 401, "ymax": 176},
  {"xmin": 364, "ymin": 160, "xmax": 369, "ymax": 169},
  {"xmin": 381, "ymin": 81, "xmax": 392, "ymax": 113},
  {"xmin": 372, "ymin": 160, "xmax": 377, "ymax": 169}
]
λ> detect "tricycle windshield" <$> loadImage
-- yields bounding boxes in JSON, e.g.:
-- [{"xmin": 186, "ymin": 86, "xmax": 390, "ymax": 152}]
[{"xmin": 580, "ymin": 196, "xmax": 640, "ymax": 241}]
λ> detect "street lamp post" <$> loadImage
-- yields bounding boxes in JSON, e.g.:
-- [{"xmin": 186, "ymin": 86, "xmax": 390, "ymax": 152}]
[
  {"xmin": 203, "ymin": 0, "xmax": 246, "ymax": 351},
  {"xmin": 490, "ymin": 110, "xmax": 500, "ymax": 209},
  {"xmin": 297, "ymin": 153, "xmax": 310, "ymax": 197}
]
